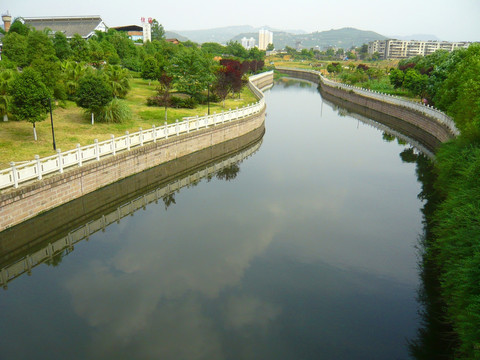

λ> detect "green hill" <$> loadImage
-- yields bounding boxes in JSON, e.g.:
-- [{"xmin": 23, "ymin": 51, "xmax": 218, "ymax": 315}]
[{"xmin": 232, "ymin": 27, "xmax": 387, "ymax": 50}]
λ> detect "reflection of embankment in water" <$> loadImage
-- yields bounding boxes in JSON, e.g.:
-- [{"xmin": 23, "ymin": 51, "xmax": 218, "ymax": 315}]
[
  {"xmin": 0, "ymin": 126, "xmax": 265, "ymax": 289},
  {"xmin": 319, "ymin": 88, "xmax": 440, "ymax": 159}
]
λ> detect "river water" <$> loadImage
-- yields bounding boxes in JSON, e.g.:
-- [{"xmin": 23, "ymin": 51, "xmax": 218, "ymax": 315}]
[{"xmin": 0, "ymin": 78, "xmax": 428, "ymax": 359}]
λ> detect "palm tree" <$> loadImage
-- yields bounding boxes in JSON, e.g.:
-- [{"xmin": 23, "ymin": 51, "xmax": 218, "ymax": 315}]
[
  {"xmin": 104, "ymin": 65, "xmax": 131, "ymax": 99},
  {"xmin": 61, "ymin": 61, "xmax": 90, "ymax": 99}
]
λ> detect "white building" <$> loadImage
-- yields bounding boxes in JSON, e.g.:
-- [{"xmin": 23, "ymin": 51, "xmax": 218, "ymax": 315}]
[
  {"xmin": 258, "ymin": 29, "xmax": 273, "ymax": 50},
  {"xmin": 241, "ymin": 37, "xmax": 256, "ymax": 50},
  {"xmin": 368, "ymin": 39, "xmax": 471, "ymax": 59}
]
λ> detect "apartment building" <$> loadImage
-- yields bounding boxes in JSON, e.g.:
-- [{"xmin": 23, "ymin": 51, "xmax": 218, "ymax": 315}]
[
  {"xmin": 368, "ymin": 39, "xmax": 471, "ymax": 59},
  {"xmin": 258, "ymin": 29, "xmax": 273, "ymax": 51}
]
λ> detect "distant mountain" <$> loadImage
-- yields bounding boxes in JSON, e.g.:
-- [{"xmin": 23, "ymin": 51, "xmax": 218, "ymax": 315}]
[
  {"xmin": 172, "ymin": 25, "xmax": 257, "ymax": 44},
  {"xmin": 232, "ymin": 27, "xmax": 387, "ymax": 50},
  {"xmin": 172, "ymin": 25, "xmax": 309, "ymax": 44},
  {"xmin": 165, "ymin": 31, "xmax": 189, "ymax": 42},
  {"xmin": 389, "ymin": 34, "xmax": 442, "ymax": 41}
]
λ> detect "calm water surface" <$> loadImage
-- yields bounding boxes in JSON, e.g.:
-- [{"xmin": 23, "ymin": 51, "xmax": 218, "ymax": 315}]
[{"xmin": 0, "ymin": 79, "xmax": 426, "ymax": 359}]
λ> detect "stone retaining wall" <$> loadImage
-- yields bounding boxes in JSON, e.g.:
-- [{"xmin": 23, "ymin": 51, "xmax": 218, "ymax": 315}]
[
  {"xmin": 277, "ymin": 68, "xmax": 456, "ymax": 143},
  {"xmin": 0, "ymin": 108, "xmax": 266, "ymax": 232}
]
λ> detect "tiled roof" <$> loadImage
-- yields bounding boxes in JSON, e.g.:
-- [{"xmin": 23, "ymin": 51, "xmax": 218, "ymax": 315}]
[{"xmin": 23, "ymin": 16, "xmax": 107, "ymax": 38}]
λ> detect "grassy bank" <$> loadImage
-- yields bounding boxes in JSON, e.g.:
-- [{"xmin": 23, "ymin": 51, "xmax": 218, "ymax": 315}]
[
  {"xmin": 0, "ymin": 77, "xmax": 257, "ymax": 169},
  {"xmin": 430, "ymin": 137, "xmax": 480, "ymax": 359}
]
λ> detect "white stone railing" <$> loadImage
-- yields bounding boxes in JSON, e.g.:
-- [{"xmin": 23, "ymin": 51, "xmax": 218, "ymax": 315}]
[
  {"xmin": 0, "ymin": 139, "xmax": 263, "ymax": 289},
  {"xmin": 0, "ymin": 71, "xmax": 273, "ymax": 191},
  {"xmin": 276, "ymin": 67, "xmax": 460, "ymax": 136}
]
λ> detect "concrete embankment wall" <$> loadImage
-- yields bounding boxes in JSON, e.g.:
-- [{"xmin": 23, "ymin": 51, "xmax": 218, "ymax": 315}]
[
  {"xmin": 277, "ymin": 68, "xmax": 456, "ymax": 144},
  {"xmin": 0, "ymin": 125, "xmax": 265, "ymax": 269},
  {"xmin": 0, "ymin": 72, "xmax": 273, "ymax": 232}
]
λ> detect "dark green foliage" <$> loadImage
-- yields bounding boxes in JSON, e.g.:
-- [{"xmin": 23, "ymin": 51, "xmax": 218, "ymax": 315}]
[
  {"xmin": 75, "ymin": 74, "xmax": 113, "ymax": 114},
  {"xmin": 30, "ymin": 55, "xmax": 62, "ymax": 92},
  {"xmin": 141, "ymin": 56, "xmax": 159, "ymax": 80},
  {"xmin": 389, "ymin": 69, "xmax": 405, "ymax": 89},
  {"xmin": 53, "ymin": 31, "xmax": 72, "ymax": 60},
  {"xmin": 8, "ymin": 18, "xmax": 30, "ymax": 36},
  {"xmin": 201, "ymin": 42, "xmax": 226, "ymax": 56},
  {"xmin": 2, "ymin": 32, "xmax": 29, "ymax": 67},
  {"xmin": 9, "ymin": 67, "xmax": 51, "ymax": 124},
  {"xmin": 70, "ymin": 34, "xmax": 91, "ymax": 62},
  {"xmin": 26, "ymin": 30, "xmax": 56, "ymax": 64},
  {"xmin": 431, "ymin": 139, "xmax": 480, "ymax": 359},
  {"xmin": 151, "ymin": 19, "xmax": 165, "ymax": 41}
]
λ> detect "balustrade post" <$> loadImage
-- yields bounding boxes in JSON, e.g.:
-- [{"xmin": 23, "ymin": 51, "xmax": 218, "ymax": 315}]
[
  {"xmin": 139, "ymin": 127, "xmax": 144, "ymax": 146},
  {"xmin": 35, "ymin": 155, "xmax": 42, "ymax": 180},
  {"xmin": 94, "ymin": 139, "xmax": 100, "ymax": 161},
  {"xmin": 111, "ymin": 135, "xmax": 116, "ymax": 155},
  {"xmin": 57, "ymin": 149, "xmax": 64, "ymax": 173},
  {"xmin": 126, "ymin": 131, "xmax": 130, "ymax": 150},
  {"xmin": 77, "ymin": 144, "xmax": 82, "ymax": 166},
  {"xmin": 186, "ymin": 119, "xmax": 190, "ymax": 133},
  {"xmin": 175, "ymin": 120, "xmax": 179, "ymax": 136},
  {"xmin": 10, "ymin": 162, "xmax": 18, "ymax": 188},
  {"xmin": 153, "ymin": 124, "xmax": 157, "ymax": 143},
  {"xmin": 214, "ymin": 112, "xmax": 217, "ymax": 126},
  {"xmin": 205, "ymin": 114, "xmax": 208, "ymax": 128},
  {"xmin": 164, "ymin": 122, "xmax": 168, "ymax": 139},
  {"xmin": 222, "ymin": 111, "xmax": 225, "ymax": 124},
  {"xmin": 196, "ymin": 115, "xmax": 199, "ymax": 130}
]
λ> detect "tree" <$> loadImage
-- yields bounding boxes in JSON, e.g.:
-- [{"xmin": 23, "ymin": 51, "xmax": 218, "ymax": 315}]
[
  {"xmin": 2, "ymin": 32, "xmax": 29, "ymax": 67},
  {"xmin": 213, "ymin": 67, "xmax": 231, "ymax": 107},
  {"xmin": 158, "ymin": 73, "xmax": 173, "ymax": 120},
  {"xmin": 389, "ymin": 69, "xmax": 405, "ymax": 89},
  {"xmin": 53, "ymin": 31, "xmax": 72, "ymax": 60},
  {"xmin": 8, "ymin": 18, "xmax": 30, "ymax": 36},
  {"xmin": 26, "ymin": 30, "xmax": 56, "ymax": 64},
  {"xmin": 104, "ymin": 65, "xmax": 131, "ymax": 98},
  {"xmin": 266, "ymin": 43, "xmax": 275, "ymax": 51},
  {"xmin": 30, "ymin": 55, "xmax": 62, "ymax": 93},
  {"xmin": 9, "ymin": 68, "xmax": 51, "ymax": 140},
  {"xmin": 403, "ymin": 69, "xmax": 428, "ymax": 98},
  {"xmin": 75, "ymin": 74, "xmax": 113, "ymax": 124},
  {"xmin": 0, "ymin": 69, "xmax": 16, "ymax": 121},
  {"xmin": 141, "ymin": 56, "xmax": 159, "ymax": 82},
  {"xmin": 70, "ymin": 34, "xmax": 91, "ymax": 62},
  {"xmin": 167, "ymin": 47, "xmax": 216, "ymax": 98},
  {"xmin": 225, "ymin": 41, "xmax": 249, "ymax": 59},
  {"xmin": 151, "ymin": 19, "xmax": 165, "ymax": 41},
  {"xmin": 201, "ymin": 42, "xmax": 226, "ymax": 56}
]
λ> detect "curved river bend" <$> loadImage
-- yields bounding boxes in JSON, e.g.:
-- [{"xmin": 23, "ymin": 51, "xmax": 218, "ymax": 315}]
[{"xmin": 0, "ymin": 78, "xmax": 429, "ymax": 359}]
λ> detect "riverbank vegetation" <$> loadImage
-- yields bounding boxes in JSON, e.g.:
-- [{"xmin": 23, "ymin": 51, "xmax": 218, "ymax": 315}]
[
  {"xmin": 0, "ymin": 18, "xmax": 265, "ymax": 167},
  {"xmin": 396, "ymin": 44, "xmax": 480, "ymax": 359}
]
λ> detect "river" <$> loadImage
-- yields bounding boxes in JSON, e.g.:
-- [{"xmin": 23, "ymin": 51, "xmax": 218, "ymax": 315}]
[{"xmin": 0, "ymin": 78, "xmax": 429, "ymax": 359}]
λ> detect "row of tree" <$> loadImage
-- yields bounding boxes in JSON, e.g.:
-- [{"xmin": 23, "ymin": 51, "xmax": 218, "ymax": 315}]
[
  {"xmin": 0, "ymin": 18, "xmax": 267, "ymax": 138},
  {"xmin": 389, "ymin": 44, "xmax": 480, "ymax": 138}
]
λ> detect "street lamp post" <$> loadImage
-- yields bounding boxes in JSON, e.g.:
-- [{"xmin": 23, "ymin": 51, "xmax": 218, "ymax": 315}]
[
  {"xmin": 48, "ymin": 98, "xmax": 56, "ymax": 150},
  {"xmin": 207, "ymin": 84, "xmax": 210, "ymax": 115}
]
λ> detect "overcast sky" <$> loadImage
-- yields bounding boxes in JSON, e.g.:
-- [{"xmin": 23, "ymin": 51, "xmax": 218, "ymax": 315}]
[{"xmin": 2, "ymin": 0, "xmax": 479, "ymax": 41}]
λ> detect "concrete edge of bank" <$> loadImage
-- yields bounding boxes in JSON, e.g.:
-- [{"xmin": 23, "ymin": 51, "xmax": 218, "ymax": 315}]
[
  {"xmin": 0, "ymin": 72, "xmax": 274, "ymax": 232},
  {"xmin": 276, "ymin": 67, "xmax": 457, "ymax": 144}
]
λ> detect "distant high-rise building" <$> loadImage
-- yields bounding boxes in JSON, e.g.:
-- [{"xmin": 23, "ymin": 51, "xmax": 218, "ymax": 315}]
[
  {"xmin": 368, "ymin": 39, "xmax": 471, "ymax": 59},
  {"xmin": 241, "ymin": 36, "xmax": 256, "ymax": 50},
  {"xmin": 258, "ymin": 29, "xmax": 273, "ymax": 50}
]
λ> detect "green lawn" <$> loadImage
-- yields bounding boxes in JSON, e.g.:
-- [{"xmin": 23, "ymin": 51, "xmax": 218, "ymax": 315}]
[{"xmin": 0, "ymin": 77, "xmax": 258, "ymax": 169}]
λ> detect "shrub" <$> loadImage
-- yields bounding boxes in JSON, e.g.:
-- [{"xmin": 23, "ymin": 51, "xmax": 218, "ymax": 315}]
[{"xmin": 97, "ymin": 98, "xmax": 131, "ymax": 123}]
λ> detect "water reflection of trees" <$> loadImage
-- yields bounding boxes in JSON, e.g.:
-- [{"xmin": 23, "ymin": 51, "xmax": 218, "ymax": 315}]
[
  {"xmin": 400, "ymin": 147, "xmax": 459, "ymax": 359},
  {"xmin": 215, "ymin": 164, "xmax": 240, "ymax": 181}
]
